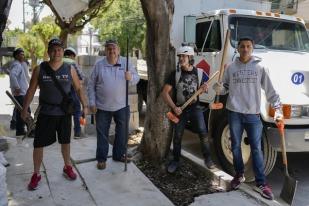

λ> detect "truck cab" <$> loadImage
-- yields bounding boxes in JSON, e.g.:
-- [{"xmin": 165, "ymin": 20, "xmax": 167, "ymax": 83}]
[{"xmin": 184, "ymin": 9, "xmax": 309, "ymax": 181}]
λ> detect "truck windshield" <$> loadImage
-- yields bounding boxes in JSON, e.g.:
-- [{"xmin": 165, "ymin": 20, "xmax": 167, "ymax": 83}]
[{"xmin": 229, "ymin": 16, "xmax": 309, "ymax": 52}]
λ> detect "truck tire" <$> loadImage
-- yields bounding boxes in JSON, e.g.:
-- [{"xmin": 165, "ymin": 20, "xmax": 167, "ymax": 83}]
[{"xmin": 213, "ymin": 117, "xmax": 277, "ymax": 182}]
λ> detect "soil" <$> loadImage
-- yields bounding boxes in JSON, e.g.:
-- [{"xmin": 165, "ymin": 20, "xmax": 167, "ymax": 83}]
[
  {"xmin": 125, "ymin": 107, "xmax": 218, "ymax": 206},
  {"xmin": 135, "ymin": 158, "xmax": 216, "ymax": 206}
]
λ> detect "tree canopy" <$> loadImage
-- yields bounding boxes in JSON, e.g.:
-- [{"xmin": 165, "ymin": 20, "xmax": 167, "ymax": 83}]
[
  {"xmin": 31, "ymin": 17, "xmax": 60, "ymax": 60},
  {"xmin": 17, "ymin": 33, "xmax": 44, "ymax": 69},
  {"xmin": 43, "ymin": 0, "xmax": 113, "ymax": 47},
  {"xmin": 92, "ymin": 0, "xmax": 146, "ymax": 56}
]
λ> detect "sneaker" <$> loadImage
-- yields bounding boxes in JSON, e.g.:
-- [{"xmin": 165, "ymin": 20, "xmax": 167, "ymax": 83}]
[
  {"xmin": 256, "ymin": 183, "xmax": 274, "ymax": 200},
  {"xmin": 167, "ymin": 160, "xmax": 179, "ymax": 173},
  {"xmin": 97, "ymin": 162, "xmax": 106, "ymax": 170},
  {"xmin": 230, "ymin": 173, "xmax": 245, "ymax": 190},
  {"xmin": 63, "ymin": 165, "xmax": 77, "ymax": 180},
  {"xmin": 204, "ymin": 158, "xmax": 216, "ymax": 169},
  {"xmin": 28, "ymin": 173, "xmax": 41, "ymax": 190}
]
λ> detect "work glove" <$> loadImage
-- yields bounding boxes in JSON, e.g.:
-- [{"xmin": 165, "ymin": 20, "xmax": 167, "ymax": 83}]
[
  {"xmin": 212, "ymin": 82, "xmax": 223, "ymax": 94},
  {"xmin": 274, "ymin": 108, "xmax": 284, "ymax": 122}
]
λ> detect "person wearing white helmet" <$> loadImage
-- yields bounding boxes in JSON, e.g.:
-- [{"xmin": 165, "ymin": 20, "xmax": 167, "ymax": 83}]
[
  {"xmin": 161, "ymin": 45, "xmax": 215, "ymax": 173},
  {"xmin": 63, "ymin": 47, "xmax": 85, "ymax": 138}
]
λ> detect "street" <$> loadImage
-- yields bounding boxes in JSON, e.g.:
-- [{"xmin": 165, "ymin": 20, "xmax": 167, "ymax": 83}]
[{"xmin": 182, "ymin": 130, "xmax": 309, "ymax": 206}]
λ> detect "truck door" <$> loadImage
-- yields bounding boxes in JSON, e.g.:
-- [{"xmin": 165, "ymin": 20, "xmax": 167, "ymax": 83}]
[{"xmin": 195, "ymin": 15, "xmax": 223, "ymax": 103}]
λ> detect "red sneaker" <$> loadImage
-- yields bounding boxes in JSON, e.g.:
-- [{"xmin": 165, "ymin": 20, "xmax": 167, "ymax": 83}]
[
  {"xmin": 256, "ymin": 183, "xmax": 274, "ymax": 200},
  {"xmin": 230, "ymin": 173, "xmax": 245, "ymax": 190},
  {"xmin": 63, "ymin": 165, "xmax": 77, "ymax": 180},
  {"xmin": 28, "ymin": 173, "xmax": 41, "ymax": 190}
]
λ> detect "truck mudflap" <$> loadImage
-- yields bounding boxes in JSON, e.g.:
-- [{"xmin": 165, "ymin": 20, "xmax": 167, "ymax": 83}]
[{"xmin": 264, "ymin": 125, "xmax": 309, "ymax": 152}]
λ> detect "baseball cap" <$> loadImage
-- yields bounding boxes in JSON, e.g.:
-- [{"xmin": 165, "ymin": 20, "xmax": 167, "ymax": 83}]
[
  {"xmin": 48, "ymin": 38, "xmax": 64, "ymax": 49},
  {"xmin": 104, "ymin": 39, "xmax": 118, "ymax": 46}
]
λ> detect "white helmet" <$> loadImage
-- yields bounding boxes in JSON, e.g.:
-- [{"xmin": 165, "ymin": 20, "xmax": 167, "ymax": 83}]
[
  {"xmin": 177, "ymin": 46, "xmax": 194, "ymax": 56},
  {"xmin": 64, "ymin": 47, "xmax": 77, "ymax": 56}
]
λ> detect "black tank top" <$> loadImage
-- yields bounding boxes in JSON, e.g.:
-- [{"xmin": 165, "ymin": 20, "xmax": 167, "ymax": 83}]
[{"xmin": 39, "ymin": 61, "xmax": 72, "ymax": 115}]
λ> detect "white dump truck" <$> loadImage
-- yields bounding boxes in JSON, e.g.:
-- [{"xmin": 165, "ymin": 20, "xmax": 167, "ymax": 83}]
[{"xmin": 166, "ymin": 8, "xmax": 309, "ymax": 181}]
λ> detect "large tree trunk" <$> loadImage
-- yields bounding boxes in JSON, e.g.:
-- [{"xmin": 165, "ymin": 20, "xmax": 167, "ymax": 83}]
[
  {"xmin": 0, "ymin": 0, "xmax": 12, "ymax": 46},
  {"xmin": 139, "ymin": 0, "xmax": 175, "ymax": 162}
]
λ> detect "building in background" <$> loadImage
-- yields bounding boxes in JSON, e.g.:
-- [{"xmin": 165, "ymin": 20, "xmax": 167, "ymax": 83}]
[{"xmin": 77, "ymin": 26, "xmax": 102, "ymax": 56}]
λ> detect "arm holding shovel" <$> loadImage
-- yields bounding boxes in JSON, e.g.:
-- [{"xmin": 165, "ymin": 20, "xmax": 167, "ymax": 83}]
[
  {"xmin": 162, "ymin": 84, "xmax": 182, "ymax": 116},
  {"xmin": 163, "ymin": 71, "xmax": 219, "ymax": 123}
]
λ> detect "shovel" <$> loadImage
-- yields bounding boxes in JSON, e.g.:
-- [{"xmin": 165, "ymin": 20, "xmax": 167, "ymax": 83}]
[
  {"xmin": 276, "ymin": 121, "xmax": 298, "ymax": 205},
  {"xmin": 210, "ymin": 30, "xmax": 230, "ymax": 110},
  {"xmin": 166, "ymin": 71, "xmax": 219, "ymax": 123}
]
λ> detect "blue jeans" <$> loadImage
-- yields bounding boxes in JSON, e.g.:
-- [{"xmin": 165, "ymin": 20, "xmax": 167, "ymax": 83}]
[
  {"xmin": 71, "ymin": 91, "xmax": 81, "ymax": 134},
  {"xmin": 96, "ymin": 107, "xmax": 130, "ymax": 162},
  {"xmin": 228, "ymin": 110, "xmax": 265, "ymax": 185},
  {"xmin": 173, "ymin": 106, "xmax": 210, "ymax": 161}
]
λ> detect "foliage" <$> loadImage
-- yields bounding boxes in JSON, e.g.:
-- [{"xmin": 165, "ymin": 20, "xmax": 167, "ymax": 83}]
[
  {"xmin": 31, "ymin": 21, "xmax": 60, "ymax": 45},
  {"xmin": 2, "ymin": 29, "xmax": 23, "ymax": 47},
  {"xmin": 43, "ymin": 0, "xmax": 112, "ymax": 46},
  {"xmin": 92, "ymin": 0, "xmax": 146, "ymax": 56},
  {"xmin": 31, "ymin": 18, "xmax": 61, "ymax": 60},
  {"xmin": 17, "ymin": 33, "xmax": 45, "ymax": 69}
]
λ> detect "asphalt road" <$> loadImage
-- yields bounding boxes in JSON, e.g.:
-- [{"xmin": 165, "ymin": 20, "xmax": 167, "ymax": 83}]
[{"xmin": 181, "ymin": 129, "xmax": 309, "ymax": 206}]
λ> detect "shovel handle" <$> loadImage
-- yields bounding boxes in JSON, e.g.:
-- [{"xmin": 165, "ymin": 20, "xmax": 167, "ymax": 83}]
[
  {"xmin": 277, "ymin": 121, "xmax": 289, "ymax": 172},
  {"xmin": 212, "ymin": 30, "xmax": 230, "ymax": 106},
  {"xmin": 180, "ymin": 71, "xmax": 219, "ymax": 111}
]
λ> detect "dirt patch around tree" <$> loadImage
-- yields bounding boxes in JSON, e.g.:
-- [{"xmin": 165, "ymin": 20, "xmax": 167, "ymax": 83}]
[
  {"xmin": 129, "ymin": 106, "xmax": 220, "ymax": 205},
  {"xmin": 136, "ymin": 158, "xmax": 218, "ymax": 206}
]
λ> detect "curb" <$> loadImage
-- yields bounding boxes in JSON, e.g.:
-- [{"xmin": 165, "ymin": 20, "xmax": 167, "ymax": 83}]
[{"xmin": 181, "ymin": 149, "xmax": 288, "ymax": 206}]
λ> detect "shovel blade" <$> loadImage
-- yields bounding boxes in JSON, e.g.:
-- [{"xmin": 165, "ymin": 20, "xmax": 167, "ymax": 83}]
[{"xmin": 280, "ymin": 175, "xmax": 298, "ymax": 205}]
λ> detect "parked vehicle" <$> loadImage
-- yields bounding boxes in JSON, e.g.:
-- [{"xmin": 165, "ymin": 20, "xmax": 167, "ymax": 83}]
[{"xmin": 139, "ymin": 8, "xmax": 309, "ymax": 181}]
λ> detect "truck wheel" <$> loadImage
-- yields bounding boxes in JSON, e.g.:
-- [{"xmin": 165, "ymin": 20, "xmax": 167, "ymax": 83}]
[{"xmin": 213, "ymin": 118, "xmax": 277, "ymax": 182}]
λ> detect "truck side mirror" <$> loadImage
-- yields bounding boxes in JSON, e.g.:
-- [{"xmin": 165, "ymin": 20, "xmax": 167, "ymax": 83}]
[{"xmin": 184, "ymin": 15, "xmax": 196, "ymax": 44}]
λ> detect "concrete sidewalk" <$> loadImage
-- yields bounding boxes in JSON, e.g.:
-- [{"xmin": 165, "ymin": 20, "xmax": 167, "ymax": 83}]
[
  {"xmin": 3, "ymin": 136, "xmax": 174, "ymax": 206},
  {"xmin": 0, "ymin": 75, "xmax": 283, "ymax": 206}
]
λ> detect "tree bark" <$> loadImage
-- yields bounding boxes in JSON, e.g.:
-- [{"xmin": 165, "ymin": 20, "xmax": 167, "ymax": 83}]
[
  {"xmin": 139, "ymin": 0, "xmax": 175, "ymax": 162},
  {"xmin": 0, "ymin": 0, "xmax": 13, "ymax": 46},
  {"xmin": 59, "ymin": 30, "xmax": 69, "ymax": 48},
  {"xmin": 43, "ymin": 0, "xmax": 111, "ymax": 47}
]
